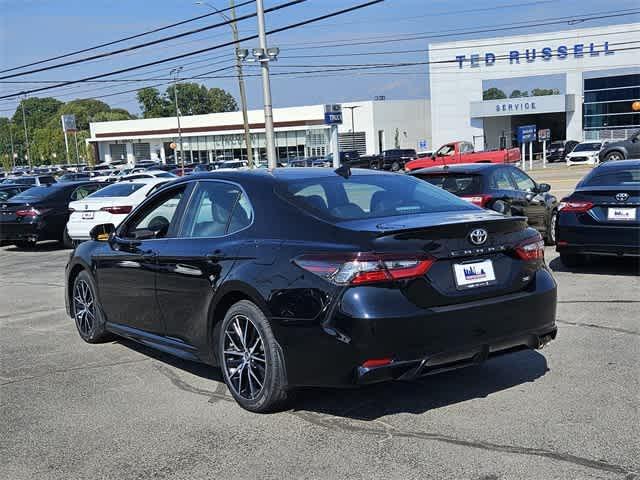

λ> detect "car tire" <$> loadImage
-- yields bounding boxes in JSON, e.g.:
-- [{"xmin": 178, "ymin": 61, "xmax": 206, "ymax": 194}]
[
  {"xmin": 61, "ymin": 227, "xmax": 73, "ymax": 249},
  {"xmin": 604, "ymin": 151, "xmax": 624, "ymax": 162},
  {"xmin": 391, "ymin": 161, "xmax": 400, "ymax": 172},
  {"xmin": 490, "ymin": 199, "xmax": 510, "ymax": 215},
  {"xmin": 560, "ymin": 253, "xmax": 588, "ymax": 268},
  {"xmin": 14, "ymin": 240, "xmax": 36, "ymax": 249},
  {"xmin": 72, "ymin": 270, "xmax": 114, "ymax": 343},
  {"xmin": 218, "ymin": 300, "xmax": 290, "ymax": 413},
  {"xmin": 545, "ymin": 211, "xmax": 557, "ymax": 246}
]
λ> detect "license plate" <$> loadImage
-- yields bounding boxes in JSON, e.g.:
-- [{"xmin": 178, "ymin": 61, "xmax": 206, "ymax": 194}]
[
  {"xmin": 607, "ymin": 207, "xmax": 636, "ymax": 221},
  {"xmin": 453, "ymin": 259, "xmax": 496, "ymax": 289},
  {"xmin": 81, "ymin": 211, "xmax": 94, "ymax": 220}
]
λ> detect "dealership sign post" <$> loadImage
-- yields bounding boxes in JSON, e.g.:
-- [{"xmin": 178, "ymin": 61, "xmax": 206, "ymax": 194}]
[
  {"xmin": 538, "ymin": 128, "xmax": 551, "ymax": 168},
  {"xmin": 324, "ymin": 104, "xmax": 343, "ymax": 168},
  {"xmin": 61, "ymin": 115, "xmax": 77, "ymax": 165},
  {"xmin": 517, "ymin": 125, "xmax": 536, "ymax": 170}
]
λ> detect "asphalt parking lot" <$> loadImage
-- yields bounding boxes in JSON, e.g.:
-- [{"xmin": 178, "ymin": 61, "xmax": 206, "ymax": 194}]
[{"xmin": 1, "ymin": 163, "xmax": 638, "ymax": 480}]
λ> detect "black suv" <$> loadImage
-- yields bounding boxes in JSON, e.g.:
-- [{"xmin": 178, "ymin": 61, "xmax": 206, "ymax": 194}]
[
  {"xmin": 380, "ymin": 149, "xmax": 417, "ymax": 171},
  {"xmin": 598, "ymin": 129, "xmax": 640, "ymax": 162},
  {"xmin": 546, "ymin": 140, "xmax": 579, "ymax": 162}
]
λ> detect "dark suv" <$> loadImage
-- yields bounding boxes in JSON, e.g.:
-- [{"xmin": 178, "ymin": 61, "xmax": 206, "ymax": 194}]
[
  {"xmin": 546, "ymin": 140, "xmax": 579, "ymax": 163},
  {"xmin": 598, "ymin": 129, "xmax": 640, "ymax": 162},
  {"xmin": 380, "ymin": 149, "xmax": 417, "ymax": 171}
]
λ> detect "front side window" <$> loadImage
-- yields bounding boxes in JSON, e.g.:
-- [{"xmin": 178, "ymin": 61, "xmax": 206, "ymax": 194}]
[
  {"xmin": 122, "ymin": 186, "xmax": 185, "ymax": 239},
  {"xmin": 180, "ymin": 181, "xmax": 252, "ymax": 238},
  {"xmin": 509, "ymin": 169, "xmax": 536, "ymax": 192}
]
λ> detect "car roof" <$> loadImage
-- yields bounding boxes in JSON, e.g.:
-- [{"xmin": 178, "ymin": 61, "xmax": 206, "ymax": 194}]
[
  {"xmin": 409, "ymin": 163, "xmax": 505, "ymax": 175},
  {"xmin": 593, "ymin": 159, "xmax": 640, "ymax": 169}
]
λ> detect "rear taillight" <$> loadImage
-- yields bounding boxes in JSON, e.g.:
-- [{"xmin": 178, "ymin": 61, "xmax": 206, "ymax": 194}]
[
  {"xmin": 294, "ymin": 253, "xmax": 434, "ymax": 285},
  {"xmin": 461, "ymin": 195, "xmax": 492, "ymax": 208},
  {"xmin": 100, "ymin": 205, "xmax": 132, "ymax": 214},
  {"xmin": 515, "ymin": 235, "xmax": 545, "ymax": 261},
  {"xmin": 558, "ymin": 201, "xmax": 593, "ymax": 213},
  {"xmin": 16, "ymin": 208, "xmax": 45, "ymax": 217}
]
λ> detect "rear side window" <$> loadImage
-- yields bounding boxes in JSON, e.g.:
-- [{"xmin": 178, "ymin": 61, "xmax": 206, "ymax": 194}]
[
  {"xmin": 489, "ymin": 170, "xmax": 514, "ymax": 190},
  {"xmin": 279, "ymin": 174, "xmax": 475, "ymax": 221},
  {"xmin": 415, "ymin": 174, "xmax": 482, "ymax": 195},
  {"xmin": 180, "ymin": 181, "xmax": 251, "ymax": 238},
  {"xmin": 70, "ymin": 184, "xmax": 101, "ymax": 201},
  {"xmin": 89, "ymin": 183, "xmax": 146, "ymax": 197},
  {"xmin": 581, "ymin": 166, "xmax": 640, "ymax": 186}
]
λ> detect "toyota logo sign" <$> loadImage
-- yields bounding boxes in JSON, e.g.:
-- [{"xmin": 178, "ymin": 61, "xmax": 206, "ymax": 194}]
[
  {"xmin": 615, "ymin": 192, "xmax": 629, "ymax": 202},
  {"xmin": 469, "ymin": 228, "xmax": 488, "ymax": 245}
]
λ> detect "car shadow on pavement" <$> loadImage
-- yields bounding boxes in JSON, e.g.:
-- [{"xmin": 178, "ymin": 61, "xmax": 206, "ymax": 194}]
[
  {"xmin": 549, "ymin": 256, "xmax": 640, "ymax": 276},
  {"xmin": 291, "ymin": 350, "xmax": 549, "ymax": 421},
  {"xmin": 4, "ymin": 240, "xmax": 70, "ymax": 252},
  {"xmin": 118, "ymin": 334, "xmax": 548, "ymax": 420}
]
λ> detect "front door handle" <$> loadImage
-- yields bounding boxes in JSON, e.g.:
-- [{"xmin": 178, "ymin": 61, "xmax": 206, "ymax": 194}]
[{"xmin": 206, "ymin": 250, "xmax": 227, "ymax": 261}]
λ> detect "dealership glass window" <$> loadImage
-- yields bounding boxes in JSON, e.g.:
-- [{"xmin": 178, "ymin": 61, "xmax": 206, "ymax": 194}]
[
  {"xmin": 584, "ymin": 87, "xmax": 640, "ymax": 103},
  {"xmin": 584, "ymin": 113, "xmax": 640, "ymax": 129},
  {"xmin": 584, "ymin": 74, "xmax": 639, "ymax": 91},
  {"xmin": 584, "ymin": 101, "xmax": 640, "ymax": 116}
]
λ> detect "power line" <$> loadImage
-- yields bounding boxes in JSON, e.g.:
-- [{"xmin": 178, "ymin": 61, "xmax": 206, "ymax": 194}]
[
  {"xmin": 0, "ymin": 0, "xmax": 385, "ymax": 100},
  {"xmin": 0, "ymin": 0, "xmax": 306, "ymax": 81},
  {"xmin": 0, "ymin": 0, "xmax": 256, "ymax": 75}
]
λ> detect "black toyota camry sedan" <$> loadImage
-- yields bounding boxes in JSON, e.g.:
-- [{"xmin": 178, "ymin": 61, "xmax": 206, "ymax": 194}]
[
  {"xmin": 0, "ymin": 181, "xmax": 104, "ymax": 248},
  {"xmin": 556, "ymin": 160, "xmax": 640, "ymax": 266},
  {"xmin": 65, "ymin": 168, "xmax": 557, "ymax": 412},
  {"xmin": 410, "ymin": 164, "xmax": 559, "ymax": 244}
]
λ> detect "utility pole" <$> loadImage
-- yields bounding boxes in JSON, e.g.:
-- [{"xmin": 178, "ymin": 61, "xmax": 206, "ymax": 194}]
[
  {"xmin": 20, "ymin": 95, "xmax": 31, "ymax": 169},
  {"xmin": 344, "ymin": 105, "xmax": 360, "ymax": 152},
  {"xmin": 256, "ymin": 0, "xmax": 277, "ymax": 168},
  {"xmin": 8, "ymin": 120, "xmax": 15, "ymax": 167},
  {"xmin": 196, "ymin": 1, "xmax": 254, "ymax": 168},
  {"xmin": 170, "ymin": 66, "xmax": 185, "ymax": 175}
]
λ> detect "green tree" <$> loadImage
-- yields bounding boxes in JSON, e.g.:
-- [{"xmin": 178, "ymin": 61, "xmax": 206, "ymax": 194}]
[
  {"xmin": 509, "ymin": 89, "xmax": 529, "ymax": 98},
  {"xmin": 11, "ymin": 97, "xmax": 63, "ymax": 131},
  {"xmin": 530, "ymin": 88, "xmax": 560, "ymax": 96},
  {"xmin": 482, "ymin": 88, "xmax": 507, "ymax": 100},
  {"xmin": 92, "ymin": 110, "xmax": 135, "ymax": 123},
  {"xmin": 137, "ymin": 83, "xmax": 237, "ymax": 118}
]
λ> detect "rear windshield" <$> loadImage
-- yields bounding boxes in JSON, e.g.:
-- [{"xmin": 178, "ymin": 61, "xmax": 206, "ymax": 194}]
[
  {"xmin": 414, "ymin": 173, "xmax": 482, "ymax": 195},
  {"xmin": 4, "ymin": 177, "xmax": 35, "ymax": 185},
  {"xmin": 581, "ymin": 166, "xmax": 640, "ymax": 186},
  {"xmin": 10, "ymin": 186, "xmax": 57, "ymax": 201},
  {"xmin": 278, "ymin": 174, "xmax": 476, "ymax": 221},
  {"xmin": 88, "ymin": 182, "xmax": 146, "ymax": 198},
  {"xmin": 572, "ymin": 142, "xmax": 601, "ymax": 152}
]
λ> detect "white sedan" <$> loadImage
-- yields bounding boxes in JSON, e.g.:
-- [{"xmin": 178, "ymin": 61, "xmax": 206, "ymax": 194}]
[
  {"xmin": 66, "ymin": 178, "xmax": 169, "ymax": 242},
  {"xmin": 565, "ymin": 141, "xmax": 603, "ymax": 166}
]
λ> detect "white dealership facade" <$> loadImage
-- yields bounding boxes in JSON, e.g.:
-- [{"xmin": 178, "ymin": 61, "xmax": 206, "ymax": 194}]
[
  {"xmin": 88, "ymin": 99, "xmax": 430, "ymax": 165},
  {"xmin": 429, "ymin": 23, "xmax": 640, "ymax": 150}
]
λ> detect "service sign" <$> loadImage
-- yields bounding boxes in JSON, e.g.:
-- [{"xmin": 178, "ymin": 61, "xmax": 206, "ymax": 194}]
[
  {"xmin": 324, "ymin": 104, "xmax": 343, "ymax": 125},
  {"xmin": 61, "ymin": 114, "xmax": 77, "ymax": 132},
  {"xmin": 517, "ymin": 125, "xmax": 537, "ymax": 143}
]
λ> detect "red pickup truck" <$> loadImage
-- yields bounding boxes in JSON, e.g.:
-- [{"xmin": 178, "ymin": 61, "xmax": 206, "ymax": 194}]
[{"xmin": 405, "ymin": 141, "xmax": 521, "ymax": 171}]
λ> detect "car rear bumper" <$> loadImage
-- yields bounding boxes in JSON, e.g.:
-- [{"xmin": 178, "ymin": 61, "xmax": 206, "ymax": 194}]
[
  {"xmin": 557, "ymin": 223, "xmax": 640, "ymax": 256},
  {"xmin": 277, "ymin": 268, "xmax": 557, "ymax": 387},
  {"xmin": 0, "ymin": 222, "xmax": 41, "ymax": 241}
]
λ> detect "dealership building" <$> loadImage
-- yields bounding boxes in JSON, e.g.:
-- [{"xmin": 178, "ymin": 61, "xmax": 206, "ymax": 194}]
[
  {"xmin": 88, "ymin": 99, "xmax": 430, "ymax": 164},
  {"xmin": 428, "ymin": 23, "xmax": 640, "ymax": 150}
]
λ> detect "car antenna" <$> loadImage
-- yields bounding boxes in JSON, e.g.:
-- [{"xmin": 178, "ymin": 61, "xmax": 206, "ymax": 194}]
[{"xmin": 334, "ymin": 164, "xmax": 351, "ymax": 179}]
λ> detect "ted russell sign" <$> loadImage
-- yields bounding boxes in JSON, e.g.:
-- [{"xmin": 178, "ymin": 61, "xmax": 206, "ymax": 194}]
[{"xmin": 455, "ymin": 41, "xmax": 614, "ymax": 68}]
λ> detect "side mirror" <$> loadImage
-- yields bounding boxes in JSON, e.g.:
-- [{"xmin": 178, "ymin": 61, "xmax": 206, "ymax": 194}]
[
  {"xmin": 89, "ymin": 223, "xmax": 115, "ymax": 242},
  {"xmin": 537, "ymin": 183, "xmax": 551, "ymax": 193}
]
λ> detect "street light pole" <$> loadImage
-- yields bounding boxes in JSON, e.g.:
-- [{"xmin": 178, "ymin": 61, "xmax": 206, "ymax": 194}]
[
  {"xmin": 195, "ymin": 1, "xmax": 254, "ymax": 168},
  {"xmin": 20, "ymin": 95, "xmax": 31, "ymax": 168},
  {"xmin": 170, "ymin": 67, "xmax": 185, "ymax": 175},
  {"xmin": 255, "ymin": 0, "xmax": 277, "ymax": 169},
  {"xmin": 344, "ymin": 105, "xmax": 360, "ymax": 152}
]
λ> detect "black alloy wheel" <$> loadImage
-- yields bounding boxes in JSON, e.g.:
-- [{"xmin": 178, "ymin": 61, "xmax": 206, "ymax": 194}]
[
  {"xmin": 391, "ymin": 161, "xmax": 401, "ymax": 172},
  {"xmin": 219, "ymin": 300, "xmax": 289, "ymax": 412},
  {"xmin": 14, "ymin": 240, "xmax": 36, "ymax": 249},
  {"xmin": 72, "ymin": 271, "xmax": 112, "ymax": 343},
  {"xmin": 61, "ymin": 227, "xmax": 74, "ymax": 249},
  {"xmin": 546, "ymin": 210, "xmax": 558, "ymax": 246}
]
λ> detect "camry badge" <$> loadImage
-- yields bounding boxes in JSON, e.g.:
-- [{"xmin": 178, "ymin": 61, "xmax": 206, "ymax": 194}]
[
  {"xmin": 469, "ymin": 228, "xmax": 488, "ymax": 246},
  {"xmin": 616, "ymin": 193, "xmax": 629, "ymax": 202}
]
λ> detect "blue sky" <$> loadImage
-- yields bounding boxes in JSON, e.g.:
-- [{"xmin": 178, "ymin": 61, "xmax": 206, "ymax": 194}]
[{"xmin": 1, "ymin": 0, "xmax": 639, "ymax": 116}]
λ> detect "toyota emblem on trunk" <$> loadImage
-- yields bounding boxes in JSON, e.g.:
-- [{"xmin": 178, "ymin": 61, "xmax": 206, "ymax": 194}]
[
  {"xmin": 469, "ymin": 228, "xmax": 488, "ymax": 245},
  {"xmin": 616, "ymin": 193, "xmax": 629, "ymax": 202}
]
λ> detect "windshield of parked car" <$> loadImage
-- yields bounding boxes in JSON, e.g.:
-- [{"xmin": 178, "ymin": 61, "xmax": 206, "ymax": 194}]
[
  {"xmin": 88, "ymin": 182, "xmax": 146, "ymax": 198},
  {"xmin": 414, "ymin": 173, "xmax": 482, "ymax": 195},
  {"xmin": 279, "ymin": 173, "xmax": 476, "ymax": 221},
  {"xmin": 581, "ymin": 165, "xmax": 640, "ymax": 186},
  {"xmin": 572, "ymin": 142, "xmax": 602, "ymax": 152}
]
